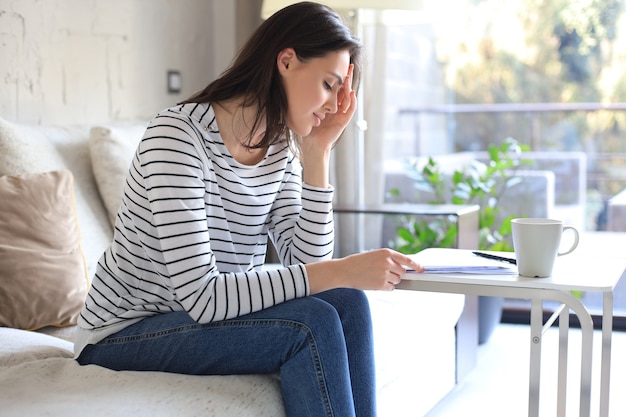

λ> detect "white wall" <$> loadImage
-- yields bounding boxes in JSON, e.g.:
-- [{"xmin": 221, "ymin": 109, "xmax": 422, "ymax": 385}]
[{"xmin": 0, "ymin": 0, "xmax": 239, "ymax": 125}]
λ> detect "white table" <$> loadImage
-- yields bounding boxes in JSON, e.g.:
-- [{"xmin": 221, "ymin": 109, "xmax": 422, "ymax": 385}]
[{"xmin": 398, "ymin": 248, "xmax": 626, "ymax": 417}]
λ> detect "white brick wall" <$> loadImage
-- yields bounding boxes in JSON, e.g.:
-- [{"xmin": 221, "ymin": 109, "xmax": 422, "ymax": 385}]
[{"xmin": 0, "ymin": 0, "xmax": 238, "ymax": 125}]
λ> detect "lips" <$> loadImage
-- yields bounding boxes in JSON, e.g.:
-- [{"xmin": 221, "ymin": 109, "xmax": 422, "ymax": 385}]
[{"xmin": 313, "ymin": 112, "xmax": 325, "ymax": 126}]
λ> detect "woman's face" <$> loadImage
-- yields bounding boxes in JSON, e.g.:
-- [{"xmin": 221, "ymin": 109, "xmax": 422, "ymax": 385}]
[{"xmin": 278, "ymin": 48, "xmax": 351, "ymax": 137}]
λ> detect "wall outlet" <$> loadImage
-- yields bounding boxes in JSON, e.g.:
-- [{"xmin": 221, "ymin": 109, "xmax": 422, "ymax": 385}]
[{"xmin": 167, "ymin": 70, "xmax": 182, "ymax": 94}]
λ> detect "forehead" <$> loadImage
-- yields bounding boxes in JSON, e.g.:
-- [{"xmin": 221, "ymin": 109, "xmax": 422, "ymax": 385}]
[{"xmin": 308, "ymin": 50, "xmax": 350, "ymax": 74}]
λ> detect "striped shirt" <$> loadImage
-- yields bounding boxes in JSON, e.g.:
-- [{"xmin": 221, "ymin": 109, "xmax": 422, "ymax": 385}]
[{"xmin": 75, "ymin": 103, "xmax": 334, "ymax": 354}]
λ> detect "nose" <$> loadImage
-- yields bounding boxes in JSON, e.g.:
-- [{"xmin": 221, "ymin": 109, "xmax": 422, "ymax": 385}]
[{"xmin": 324, "ymin": 91, "xmax": 339, "ymax": 114}]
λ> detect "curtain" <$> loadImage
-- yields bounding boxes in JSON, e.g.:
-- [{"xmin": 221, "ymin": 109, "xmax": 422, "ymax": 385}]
[{"xmin": 332, "ymin": 18, "xmax": 388, "ymax": 257}]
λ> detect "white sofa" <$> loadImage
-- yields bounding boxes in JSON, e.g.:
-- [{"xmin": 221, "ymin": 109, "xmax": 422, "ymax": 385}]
[{"xmin": 0, "ymin": 117, "xmax": 466, "ymax": 417}]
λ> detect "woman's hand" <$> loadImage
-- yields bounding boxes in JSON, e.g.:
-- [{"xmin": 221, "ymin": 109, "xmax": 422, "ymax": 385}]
[
  {"xmin": 300, "ymin": 64, "xmax": 356, "ymax": 188},
  {"xmin": 306, "ymin": 248, "xmax": 425, "ymax": 294},
  {"xmin": 312, "ymin": 64, "xmax": 357, "ymax": 147},
  {"xmin": 305, "ymin": 64, "xmax": 357, "ymax": 151}
]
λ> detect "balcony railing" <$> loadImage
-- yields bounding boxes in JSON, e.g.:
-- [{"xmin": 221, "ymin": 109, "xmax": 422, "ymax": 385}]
[{"xmin": 398, "ymin": 102, "xmax": 626, "ymax": 231}]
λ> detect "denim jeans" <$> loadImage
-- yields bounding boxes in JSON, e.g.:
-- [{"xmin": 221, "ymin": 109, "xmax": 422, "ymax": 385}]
[{"xmin": 76, "ymin": 288, "xmax": 376, "ymax": 417}]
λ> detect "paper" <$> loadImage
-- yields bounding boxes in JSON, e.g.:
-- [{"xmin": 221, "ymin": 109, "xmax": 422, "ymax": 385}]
[
  {"xmin": 420, "ymin": 265, "xmax": 516, "ymax": 274},
  {"xmin": 406, "ymin": 248, "xmax": 518, "ymax": 275}
]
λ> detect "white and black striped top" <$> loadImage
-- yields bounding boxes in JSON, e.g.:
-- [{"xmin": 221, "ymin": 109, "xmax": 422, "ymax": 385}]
[{"xmin": 75, "ymin": 103, "xmax": 334, "ymax": 353}]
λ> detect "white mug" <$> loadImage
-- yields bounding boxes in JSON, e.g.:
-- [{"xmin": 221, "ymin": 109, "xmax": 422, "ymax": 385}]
[{"xmin": 511, "ymin": 218, "xmax": 579, "ymax": 278}]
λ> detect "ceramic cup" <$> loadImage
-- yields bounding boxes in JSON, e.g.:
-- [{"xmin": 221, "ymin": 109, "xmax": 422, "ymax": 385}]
[{"xmin": 511, "ymin": 218, "xmax": 579, "ymax": 278}]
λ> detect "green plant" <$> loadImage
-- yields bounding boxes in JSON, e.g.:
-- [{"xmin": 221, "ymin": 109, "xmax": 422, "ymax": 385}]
[{"xmin": 390, "ymin": 138, "xmax": 531, "ymax": 253}]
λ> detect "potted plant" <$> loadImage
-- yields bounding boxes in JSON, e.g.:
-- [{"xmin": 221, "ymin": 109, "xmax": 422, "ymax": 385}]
[{"xmin": 389, "ymin": 137, "xmax": 531, "ymax": 343}]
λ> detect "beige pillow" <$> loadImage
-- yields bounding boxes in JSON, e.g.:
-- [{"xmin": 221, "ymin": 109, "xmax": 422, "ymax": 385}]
[
  {"xmin": 0, "ymin": 170, "xmax": 89, "ymax": 330},
  {"xmin": 0, "ymin": 117, "xmax": 111, "ymax": 280},
  {"xmin": 89, "ymin": 125, "xmax": 145, "ymax": 225}
]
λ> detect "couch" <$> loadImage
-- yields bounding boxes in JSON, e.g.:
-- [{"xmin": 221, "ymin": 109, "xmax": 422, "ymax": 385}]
[{"xmin": 0, "ymin": 117, "xmax": 466, "ymax": 417}]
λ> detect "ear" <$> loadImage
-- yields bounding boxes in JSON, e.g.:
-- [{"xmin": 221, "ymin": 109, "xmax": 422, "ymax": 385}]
[{"xmin": 277, "ymin": 48, "xmax": 296, "ymax": 75}]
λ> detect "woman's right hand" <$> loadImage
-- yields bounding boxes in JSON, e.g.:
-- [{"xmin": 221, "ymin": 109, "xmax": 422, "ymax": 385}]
[{"xmin": 306, "ymin": 248, "xmax": 424, "ymax": 294}]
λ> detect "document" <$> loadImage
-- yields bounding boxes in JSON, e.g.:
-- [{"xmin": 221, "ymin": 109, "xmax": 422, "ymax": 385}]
[{"xmin": 406, "ymin": 248, "xmax": 518, "ymax": 275}]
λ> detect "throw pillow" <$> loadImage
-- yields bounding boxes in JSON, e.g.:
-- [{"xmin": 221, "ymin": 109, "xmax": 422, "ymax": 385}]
[
  {"xmin": 0, "ymin": 117, "xmax": 111, "ymax": 280},
  {"xmin": 89, "ymin": 125, "xmax": 145, "ymax": 225},
  {"xmin": 0, "ymin": 170, "xmax": 89, "ymax": 330}
]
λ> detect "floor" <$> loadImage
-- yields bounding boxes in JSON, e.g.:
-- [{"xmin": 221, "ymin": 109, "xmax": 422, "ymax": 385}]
[{"xmin": 425, "ymin": 323, "xmax": 626, "ymax": 417}]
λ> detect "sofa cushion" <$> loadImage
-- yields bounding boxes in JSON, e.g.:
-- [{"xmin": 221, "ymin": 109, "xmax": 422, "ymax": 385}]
[
  {"xmin": 36, "ymin": 325, "xmax": 79, "ymax": 343},
  {"xmin": 0, "ymin": 170, "xmax": 89, "ymax": 330},
  {"xmin": 0, "ymin": 117, "xmax": 112, "ymax": 278},
  {"xmin": 89, "ymin": 124, "xmax": 146, "ymax": 225},
  {"xmin": 0, "ymin": 329, "xmax": 285, "ymax": 417},
  {"xmin": 0, "ymin": 327, "xmax": 74, "ymax": 367}
]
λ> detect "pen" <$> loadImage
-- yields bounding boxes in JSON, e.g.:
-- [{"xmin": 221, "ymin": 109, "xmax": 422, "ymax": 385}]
[{"xmin": 472, "ymin": 251, "xmax": 517, "ymax": 265}]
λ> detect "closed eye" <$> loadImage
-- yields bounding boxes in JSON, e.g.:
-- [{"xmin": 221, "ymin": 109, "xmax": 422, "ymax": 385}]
[{"xmin": 324, "ymin": 81, "xmax": 333, "ymax": 91}]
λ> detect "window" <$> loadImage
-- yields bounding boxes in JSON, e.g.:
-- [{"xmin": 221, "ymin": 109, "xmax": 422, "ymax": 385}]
[{"xmin": 358, "ymin": 0, "xmax": 626, "ymax": 321}]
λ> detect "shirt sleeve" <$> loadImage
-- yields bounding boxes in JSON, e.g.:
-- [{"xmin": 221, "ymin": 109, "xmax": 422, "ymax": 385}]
[{"xmin": 268, "ymin": 155, "xmax": 335, "ymax": 266}]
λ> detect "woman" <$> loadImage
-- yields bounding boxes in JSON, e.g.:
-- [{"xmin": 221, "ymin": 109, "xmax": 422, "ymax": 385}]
[{"xmin": 75, "ymin": 2, "xmax": 423, "ymax": 416}]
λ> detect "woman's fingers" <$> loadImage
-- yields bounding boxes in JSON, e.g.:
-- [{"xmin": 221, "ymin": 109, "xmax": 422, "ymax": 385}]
[
  {"xmin": 342, "ymin": 90, "xmax": 357, "ymax": 117},
  {"xmin": 353, "ymin": 249, "xmax": 423, "ymax": 290},
  {"xmin": 388, "ymin": 250, "xmax": 423, "ymax": 275},
  {"xmin": 338, "ymin": 64, "xmax": 354, "ymax": 112}
]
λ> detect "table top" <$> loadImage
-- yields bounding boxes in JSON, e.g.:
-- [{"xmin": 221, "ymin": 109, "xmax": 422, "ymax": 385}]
[{"xmin": 399, "ymin": 247, "xmax": 626, "ymax": 293}]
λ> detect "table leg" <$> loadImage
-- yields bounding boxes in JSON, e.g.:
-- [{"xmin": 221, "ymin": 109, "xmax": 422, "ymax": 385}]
[
  {"xmin": 529, "ymin": 298, "xmax": 542, "ymax": 417},
  {"xmin": 600, "ymin": 291, "xmax": 613, "ymax": 417},
  {"xmin": 394, "ymin": 281, "xmax": 598, "ymax": 417},
  {"xmin": 575, "ymin": 302, "xmax": 594, "ymax": 417},
  {"xmin": 557, "ymin": 306, "xmax": 569, "ymax": 417},
  {"xmin": 529, "ymin": 292, "xmax": 594, "ymax": 417}
]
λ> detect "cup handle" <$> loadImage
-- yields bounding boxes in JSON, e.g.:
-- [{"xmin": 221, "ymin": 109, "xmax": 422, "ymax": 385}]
[{"xmin": 557, "ymin": 226, "xmax": 579, "ymax": 256}]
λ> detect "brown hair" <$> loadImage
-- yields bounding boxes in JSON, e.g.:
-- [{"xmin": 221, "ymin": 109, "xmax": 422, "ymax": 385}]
[{"xmin": 180, "ymin": 1, "xmax": 363, "ymax": 149}]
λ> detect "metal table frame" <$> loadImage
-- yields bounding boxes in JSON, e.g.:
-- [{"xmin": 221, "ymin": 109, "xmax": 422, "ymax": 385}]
[{"xmin": 398, "ymin": 248, "xmax": 625, "ymax": 417}]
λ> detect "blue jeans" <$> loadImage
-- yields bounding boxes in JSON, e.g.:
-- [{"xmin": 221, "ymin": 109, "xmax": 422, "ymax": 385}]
[{"xmin": 76, "ymin": 288, "xmax": 376, "ymax": 417}]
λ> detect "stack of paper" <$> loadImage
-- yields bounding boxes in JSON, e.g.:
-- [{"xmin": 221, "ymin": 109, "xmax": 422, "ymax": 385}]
[{"xmin": 406, "ymin": 248, "xmax": 518, "ymax": 275}]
